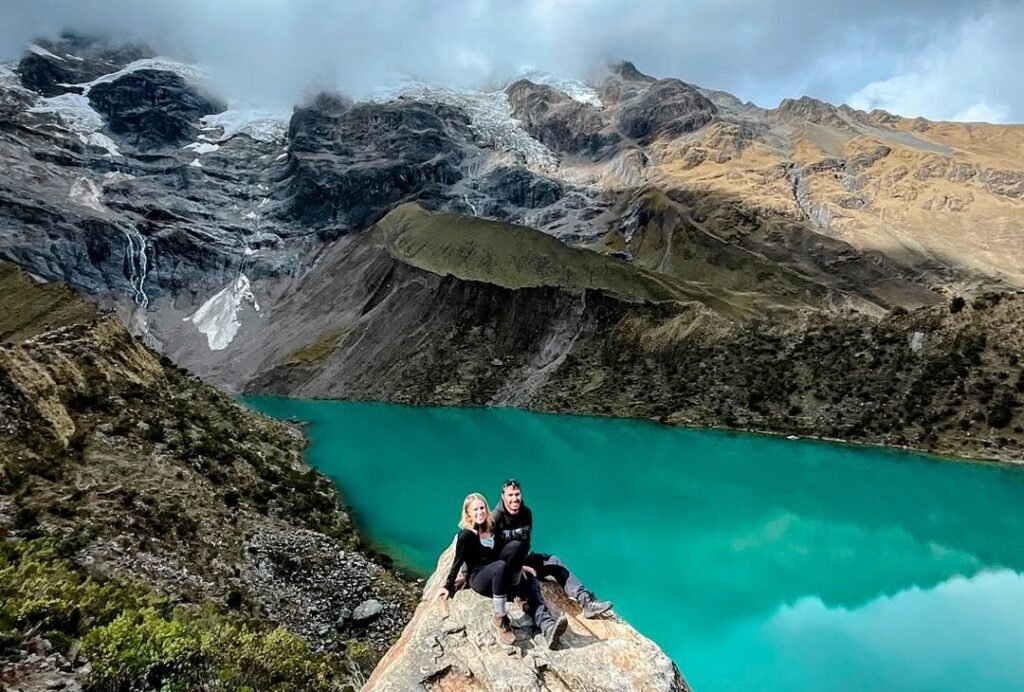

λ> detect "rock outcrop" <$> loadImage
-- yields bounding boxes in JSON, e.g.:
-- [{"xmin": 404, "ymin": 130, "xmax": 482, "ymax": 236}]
[{"xmin": 366, "ymin": 545, "xmax": 689, "ymax": 692}]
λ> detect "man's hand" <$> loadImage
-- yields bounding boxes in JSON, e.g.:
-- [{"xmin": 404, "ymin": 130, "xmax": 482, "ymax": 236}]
[
  {"xmin": 455, "ymin": 574, "xmax": 466, "ymax": 590},
  {"xmin": 521, "ymin": 565, "xmax": 537, "ymax": 578},
  {"xmin": 438, "ymin": 587, "xmax": 450, "ymax": 601}
]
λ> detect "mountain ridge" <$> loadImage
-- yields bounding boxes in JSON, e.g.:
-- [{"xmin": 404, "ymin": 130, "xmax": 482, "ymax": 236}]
[{"xmin": 0, "ymin": 32, "xmax": 1022, "ymax": 464}]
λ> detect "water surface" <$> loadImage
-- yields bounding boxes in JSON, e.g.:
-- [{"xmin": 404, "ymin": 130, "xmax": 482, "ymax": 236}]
[{"xmin": 245, "ymin": 398, "xmax": 1024, "ymax": 691}]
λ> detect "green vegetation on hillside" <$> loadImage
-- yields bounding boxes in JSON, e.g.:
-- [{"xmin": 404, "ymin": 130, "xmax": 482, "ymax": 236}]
[
  {"xmin": 283, "ymin": 329, "xmax": 350, "ymax": 366},
  {"xmin": 0, "ymin": 538, "xmax": 360, "ymax": 691},
  {"xmin": 375, "ymin": 203, "xmax": 761, "ymax": 318},
  {"xmin": 0, "ymin": 261, "xmax": 97, "ymax": 342}
]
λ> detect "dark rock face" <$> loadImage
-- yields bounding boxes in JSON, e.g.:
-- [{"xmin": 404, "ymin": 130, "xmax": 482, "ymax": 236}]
[
  {"xmin": 480, "ymin": 167, "xmax": 562, "ymax": 209},
  {"xmin": 89, "ymin": 70, "xmax": 225, "ymax": 149},
  {"xmin": 598, "ymin": 60, "xmax": 658, "ymax": 105},
  {"xmin": 609, "ymin": 60, "xmax": 656, "ymax": 83},
  {"xmin": 279, "ymin": 99, "xmax": 469, "ymax": 227},
  {"xmin": 617, "ymin": 78, "xmax": 717, "ymax": 142},
  {"xmin": 16, "ymin": 54, "xmax": 88, "ymax": 97},
  {"xmin": 506, "ymin": 73, "xmax": 716, "ymax": 158},
  {"xmin": 16, "ymin": 33, "xmax": 153, "ymax": 97},
  {"xmin": 506, "ymin": 80, "xmax": 620, "ymax": 158}
]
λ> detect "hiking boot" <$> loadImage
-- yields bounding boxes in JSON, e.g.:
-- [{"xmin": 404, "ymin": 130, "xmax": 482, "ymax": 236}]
[
  {"xmin": 492, "ymin": 614, "xmax": 516, "ymax": 645},
  {"xmin": 540, "ymin": 612, "xmax": 568, "ymax": 650},
  {"xmin": 578, "ymin": 591, "xmax": 613, "ymax": 619}
]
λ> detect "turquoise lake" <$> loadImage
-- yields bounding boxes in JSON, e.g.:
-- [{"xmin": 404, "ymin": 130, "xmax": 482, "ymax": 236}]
[{"xmin": 244, "ymin": 398, "xmax": 1024, "ymax": 691}]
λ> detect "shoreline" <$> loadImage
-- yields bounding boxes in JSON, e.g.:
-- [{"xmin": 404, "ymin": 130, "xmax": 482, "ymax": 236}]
[{"xmin": 242, "ymin": 394, "xmax": 1024, "ymax": 470}]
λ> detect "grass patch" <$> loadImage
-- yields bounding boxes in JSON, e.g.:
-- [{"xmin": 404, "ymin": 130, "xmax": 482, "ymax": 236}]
[
  {"xmin": 0, "ymin": 261, "xmax": 97, "ymax": 342},
  {"xmin": 375, "ymin": 203, "xmax": 757, "ymax": 317},
  {"xmin": 282, "ymin": 329, "xmax": 349, "ymax": 366}
]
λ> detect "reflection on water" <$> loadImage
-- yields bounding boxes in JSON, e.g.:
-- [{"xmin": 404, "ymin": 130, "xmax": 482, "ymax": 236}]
[{"xmin": 245, "ymin": 398, "xmax": 1024, "ymax": 691}]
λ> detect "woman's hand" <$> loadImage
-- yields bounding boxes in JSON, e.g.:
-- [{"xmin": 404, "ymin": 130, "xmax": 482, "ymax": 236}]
[
  {"xmin": 521, "ymin": 565, "xmax": 537, "ymax": 578},
  {"xmin": 438, "ymin": 587, "xmax": 450, "ymax": 601},
  {"xmin": 455, "ymin": 574, "xmax": 466, "ymax": 590}
]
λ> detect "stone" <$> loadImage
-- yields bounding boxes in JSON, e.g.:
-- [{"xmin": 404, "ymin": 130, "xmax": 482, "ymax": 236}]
[{"xmin": 353, "ymin": 599, "xmax": 383, "ymax": 624}]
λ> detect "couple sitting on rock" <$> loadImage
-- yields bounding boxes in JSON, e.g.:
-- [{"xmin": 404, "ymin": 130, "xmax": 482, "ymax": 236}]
[{"xmin": 438, "ymin": 479, "xmax": 613, "ymax": 648}]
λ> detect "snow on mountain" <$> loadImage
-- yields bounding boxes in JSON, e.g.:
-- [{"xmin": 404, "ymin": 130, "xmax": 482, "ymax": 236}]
[
  {"xmin": 185, "ymin": 273, "xmax": 260, "ymax": 350},
  {"xmin": 199, "ymin": 108, "xmax": 290, "ymax": 144},
  {"xmin": 27, "ymin": 93, "xmax": 122, "ymax": 158},
  {"xmin": 69, "ymin": 57, "xmax": 209, "ymax": 94},
  {"xmin": 368, "ymin": 79, "xmax": 557, "ymax": 169},
  {"xmin": 27, "ymin": 44, "xmax": 65, "ymax": 61},
  {"xmin": 515, "ymin": 69, "xmax": 603, "ymax": 107}
]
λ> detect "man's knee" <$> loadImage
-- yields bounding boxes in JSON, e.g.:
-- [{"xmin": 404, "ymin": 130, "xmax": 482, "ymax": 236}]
[{"xmin": 544, "ymin": 554, "xmax": 567, "ymax": 568}]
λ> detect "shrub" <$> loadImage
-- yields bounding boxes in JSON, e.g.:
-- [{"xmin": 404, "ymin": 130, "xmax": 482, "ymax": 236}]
[
  {"xmin": 950, "ymin": 296, "xmax": 966, "ymax": 313},
  {"xmin": 83, "ymin": 608, "xmax": 209, "ymax": 692},
  {"xmin": 2, "ymin": 540, "xmax": 362, "ymax": 691},
  {"xmin": 987, "ymin": 391, "xmax": 1018, "ymax": 428}
]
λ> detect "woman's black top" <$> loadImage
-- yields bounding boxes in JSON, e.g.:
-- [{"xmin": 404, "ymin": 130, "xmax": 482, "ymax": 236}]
[{"xmin": 444, "ymin": 529, "xmax": 497, "ymax": 593}]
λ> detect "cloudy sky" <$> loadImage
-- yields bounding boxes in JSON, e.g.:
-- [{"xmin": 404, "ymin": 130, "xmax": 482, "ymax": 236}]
[{"xmin": 1, "ymin": 0, "xmax": 1021, "ymax": 122}]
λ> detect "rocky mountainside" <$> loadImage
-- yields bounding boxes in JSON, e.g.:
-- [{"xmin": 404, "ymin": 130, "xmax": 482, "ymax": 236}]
[
  {"xmin": 0, "ymin": 261, "xmax": 417, "ymax": 690},
  {"xmin": 1, "ymin": 33, "xmax": 1023, "ymax": 463}
]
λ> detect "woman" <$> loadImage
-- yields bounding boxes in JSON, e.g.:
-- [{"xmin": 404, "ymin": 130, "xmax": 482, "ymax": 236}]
[{"xmin": 438, "ymin": 492, "xmax": 567, "ymax": 649}]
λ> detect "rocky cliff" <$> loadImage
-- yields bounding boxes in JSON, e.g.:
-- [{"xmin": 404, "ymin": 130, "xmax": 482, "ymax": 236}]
[
  {"xmin": 365, "ymin": 545, "xmax": 689, "ymax": 692},
  {"xmin": 0, "ymin": 261, "xmax": 417, "ymax": 690}
]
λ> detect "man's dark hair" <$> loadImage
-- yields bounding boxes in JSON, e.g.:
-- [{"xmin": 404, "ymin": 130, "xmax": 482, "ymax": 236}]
[{"xmin": 502, "ymin": 478, "xmax": 521, "ymax": 490}]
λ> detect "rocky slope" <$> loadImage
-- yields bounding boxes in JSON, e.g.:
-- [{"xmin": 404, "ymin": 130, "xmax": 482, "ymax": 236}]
[
  {"xmin": 366, "ymin": 544, "xmax": 689, "ymax": 692},
  {"xmin": 0, "ymin": 261, "xmax": 418, "ymax": 690},
  {"xmin": 0, "ymin": 31, "xmax": 1022, "ymax": 467}
]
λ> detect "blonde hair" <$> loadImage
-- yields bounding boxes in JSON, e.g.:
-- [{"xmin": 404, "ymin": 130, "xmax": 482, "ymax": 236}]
[{"xmin": 459, "ymin": 492, "xmax": 493, "ymax": 532}]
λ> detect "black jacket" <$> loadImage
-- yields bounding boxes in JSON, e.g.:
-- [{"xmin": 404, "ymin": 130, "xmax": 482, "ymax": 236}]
[
  {"xmin": 491, "ymin": 500, "xmax": 533, "ymax": 553},
  {"xmin": 444, "ymin": 529, "xmax": 498, "ymax": 593}
]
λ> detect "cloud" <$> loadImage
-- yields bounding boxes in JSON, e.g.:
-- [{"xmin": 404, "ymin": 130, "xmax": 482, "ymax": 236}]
[
  {"xmin": 0, "ymin": 0, "xmax": 1019, "ymax": 122},
  {"xmin": 846, "ymin": 3, "xmax": 1023, "ymax": 123}
]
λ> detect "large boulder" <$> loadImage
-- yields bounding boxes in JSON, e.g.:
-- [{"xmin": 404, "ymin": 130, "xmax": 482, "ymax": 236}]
[{"xmin": 365, "ymin": 543, "xmax": 690, "ymax": 691}]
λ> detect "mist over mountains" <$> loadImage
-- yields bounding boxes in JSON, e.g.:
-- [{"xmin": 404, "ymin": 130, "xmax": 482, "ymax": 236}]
[{"xmin": 2, "ymin": 0, "xmax": 1023, "ymax": 122}]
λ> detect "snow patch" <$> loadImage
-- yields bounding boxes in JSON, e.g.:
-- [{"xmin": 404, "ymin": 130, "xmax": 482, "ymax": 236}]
[
  {"xmin": 185, "ymin": 141, "xmax": 220, "ymax": 155},
  {"xmin": 69, "ymin": 177, "xmax": 105, "ymax": 212},
  {"xmin": 185, "ymin": 274, "xmax": 260, "ymax": 350},
  {"xmin": 30, "ymin": 93, "xmax": 103, "ymax": 130},
  {"xmin": 70, "ymin": 58, "xmax": 208, "ymax": 94},
  {"xmin": 516, "ymin": 69, "xmax": 602, "ymax": 107},
  {"xmin": 28, "ymin": 44, "xmax": 65, "ymax": 61},
  {"xmin": 199, "ymin": 108, "xmax": 289, "ymax": 143},
  {"xmin": 28, "ymin": 93, "xmax": 122, "ymax": 158},
  {"xmin": 367, "ymin": 79, "xmax": 556, "ymax": 169},
  {"xmin": 188, "ymin": 159, "xmax": 202, "ymax": 168}
]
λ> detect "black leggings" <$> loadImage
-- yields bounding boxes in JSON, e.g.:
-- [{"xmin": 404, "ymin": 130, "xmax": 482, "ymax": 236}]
[{"xmin": 469, "ymin": 540, "xmax": 527, "ymax": 598}]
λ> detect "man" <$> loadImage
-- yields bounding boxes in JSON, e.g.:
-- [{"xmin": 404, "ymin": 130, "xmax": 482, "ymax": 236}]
[{"xmin": 491, "ymin": 478, "xmax": 613, "ymax": 619}]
